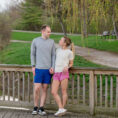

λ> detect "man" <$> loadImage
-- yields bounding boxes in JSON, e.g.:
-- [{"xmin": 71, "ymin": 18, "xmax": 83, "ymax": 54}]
[{"xmin": 31, "ymin": 25, "xmax": 55, "ymax": 115}]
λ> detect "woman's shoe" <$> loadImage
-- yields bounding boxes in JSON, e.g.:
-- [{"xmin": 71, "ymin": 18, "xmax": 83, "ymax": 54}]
[{"xmin": 54, "ymin": 108, "xmax": 67, "ymax": 116}]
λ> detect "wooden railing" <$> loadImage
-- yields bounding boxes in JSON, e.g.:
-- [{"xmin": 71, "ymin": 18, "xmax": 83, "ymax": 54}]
[{"xmin": 0, "ymin": 64, "xmax": 118, "ymax": 116}]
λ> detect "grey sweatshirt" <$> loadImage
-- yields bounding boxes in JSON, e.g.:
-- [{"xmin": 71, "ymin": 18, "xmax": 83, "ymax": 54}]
[{"xmin": 30, "ymin": 37, "xmax": 56, "ymax": 69}]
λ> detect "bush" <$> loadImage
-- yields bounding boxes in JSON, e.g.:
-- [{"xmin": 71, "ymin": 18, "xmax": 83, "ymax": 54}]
[{"xmin": 0, "ymin": 13, "xmax": 11, "ymax": 50}]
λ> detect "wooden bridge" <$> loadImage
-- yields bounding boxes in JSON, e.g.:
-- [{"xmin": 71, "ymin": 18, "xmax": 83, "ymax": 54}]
[{"xmin": 0, "ymin": 64, "xmax": 118, "ymax": 117}]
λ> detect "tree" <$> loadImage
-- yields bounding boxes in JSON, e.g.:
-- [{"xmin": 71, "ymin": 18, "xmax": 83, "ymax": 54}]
[
  {"xmin": 0, "ymin": 13, "xmax": 11, "ymax": 50},
  {"xmin": 88, "ymin": 0, "xmax": 118, "ymax": 39},
  {"xmin": 45, "ymin": 0, "xmax": 67, "ymax": 35},
  {"xmin": 45, "ymin": 0, "xmax": 89, "ymax": 37},
  {"xmin": 106, "ymin": 0, "xmax": 118, "ymax": 39},
  {"xmin": 80, "ymin": 0, "xmax": 88, "ymax": 38},
  {"xmin": 20, "ymin": 0, "xmax": 43, "ymax": 31}
]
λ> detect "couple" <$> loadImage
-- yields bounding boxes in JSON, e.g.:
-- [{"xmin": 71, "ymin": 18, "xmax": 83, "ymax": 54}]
[{"xmin": 31, "ymin": 25, "xmax": 74, "ymax": 116}]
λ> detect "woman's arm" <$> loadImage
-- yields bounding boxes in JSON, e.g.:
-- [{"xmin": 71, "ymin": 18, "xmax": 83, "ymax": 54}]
[
  {"xmin": 63, "ymin": 60, "xmax": 73, "ymax": 73},
  {"xmin": 68, "ymin": 60, "xmax": 73, "ymax": 68}
]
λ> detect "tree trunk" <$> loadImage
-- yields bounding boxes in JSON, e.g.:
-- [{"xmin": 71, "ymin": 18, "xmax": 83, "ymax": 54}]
[
  {"xmin": 112, "ymin": 14, "xmax": 118, "ymax": 40},
  {"xmin": 59, "ymin": 17, "xmax": 67, "ymax": 36},
  {"xmin": 80, "ymin": 0, "xmax": 88, "ymax": 38}
]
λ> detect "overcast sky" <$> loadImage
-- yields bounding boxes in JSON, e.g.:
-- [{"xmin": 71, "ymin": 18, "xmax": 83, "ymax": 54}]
[{"xmin": 0, "ymin": 0, "xmax": 23, "ymax": 11}]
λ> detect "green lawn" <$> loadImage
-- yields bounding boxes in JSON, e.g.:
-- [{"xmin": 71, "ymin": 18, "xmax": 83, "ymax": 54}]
[
  {"xmin": 0, "ymin": 42, "xmax": 105, "ymax": 67},
  {"xmin": 12, "ymin": 31, "xmax": 118, "ymax": 53}
]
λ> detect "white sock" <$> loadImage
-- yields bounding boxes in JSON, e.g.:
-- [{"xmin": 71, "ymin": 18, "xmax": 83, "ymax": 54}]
[{"xmin": 59, "ymin": 108, "xmax": 64, "ymax": 111}]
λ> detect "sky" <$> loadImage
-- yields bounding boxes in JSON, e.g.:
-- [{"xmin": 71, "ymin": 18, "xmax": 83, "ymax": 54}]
[{"xmin": 0, "ymin": 0, "xmax": 23, "ymax": 11}]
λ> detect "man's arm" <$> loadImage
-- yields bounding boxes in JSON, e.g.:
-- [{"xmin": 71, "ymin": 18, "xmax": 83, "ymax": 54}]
[
  {"xmin": 30, "ymin": 40, "xmax": 36, "ymax": 67},
  {"xmin": 51, "ymin": 41, "xmax": 56, "ymax": 70}
]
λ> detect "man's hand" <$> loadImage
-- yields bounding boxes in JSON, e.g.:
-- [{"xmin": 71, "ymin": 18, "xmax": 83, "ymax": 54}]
[
  {"xmin": 32, "ymin": 67, "xmax": 35, "ymax": 76},
  {"xmin": 63, "ymin": 66, "xmax": 68, "ymax": 73},
  {"xmin": 49, "ymin": 67, "xmax": 54, "ymax": 74}
]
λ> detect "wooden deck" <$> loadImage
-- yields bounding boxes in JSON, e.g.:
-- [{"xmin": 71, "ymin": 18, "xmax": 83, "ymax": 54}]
[
  {"xmin": 0, "ymin": 109, "xmax": 117, "ymax": 118},
  {"xmin": 1, "ymin": 65, "xmax": 118, "ymax": 117}
]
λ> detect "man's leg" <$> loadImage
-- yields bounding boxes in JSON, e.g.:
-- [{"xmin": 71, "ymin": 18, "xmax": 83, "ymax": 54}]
[
  {"xmin": 40, "ymin": 84, "xmax": 48, "ymax": 107},
  {"xmin": 38, "ymin": 84, "xmax": 49, "ymax": 115},
  {"xmin": 34, "ymin": 83, "xmax": 42, "ymax": 107}
]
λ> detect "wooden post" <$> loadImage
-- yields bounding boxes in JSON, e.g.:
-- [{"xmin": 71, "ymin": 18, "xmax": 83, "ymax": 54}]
[
  {"xmin": 100, "ymin": 75, "xmax": 102, "ymax": 106},
  {"xmin": 110, "ymin": 76, "xmax": 113, "ymax": 108},
  {"xmin": 28, "ymin": 72, "xmax": 30, "ymax": 102},
  {"xmin": 7, "ymin": 71, "xmax": 10, "ymax": 101},
  {"xmin": 77, "ymin": 74, "xmax": 80, "ymax": 104},
  {"xmin": 13, "ymin": 71, "xmax": 15, "ymax": 101},
  {"xmin": 116, "ymin": 75, "xmax": 118, "ymax": 108},
  {"xmin": 18, "ymin": 72, "xmax": 20, "ymax": 101},
  {"xmin": 105, "ymin": 75, "xmax": 108, "ymax": 108},
  {"xmin": 22, "ymin": 72, "xmax": 25, "ymax": 101},
  {"xmin": 89, "ymin": 70, "xmax": 95, "ymax": 115},
  {"xmin": 83, "ymin": 74, "xmax": 85, "ymax": 105},
  {"xmin": 72, "ymin": 74, "xmax": 74, "ymax": 104},
  {"xmin": 94, "ymin": 75, "xmax": 97, "ymax": 106},
  {"xmin": 2, "ymin": 71, "xmax": 5, "ymax": 101}
]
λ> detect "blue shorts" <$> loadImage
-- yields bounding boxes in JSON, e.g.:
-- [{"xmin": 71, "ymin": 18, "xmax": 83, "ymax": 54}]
[{"xmin": 34, "ymin": 68, "xmax": 52, "ymax": 84}]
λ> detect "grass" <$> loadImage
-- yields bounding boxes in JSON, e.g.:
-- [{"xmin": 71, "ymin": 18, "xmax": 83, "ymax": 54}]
[
  {"xmin": 0, "ymin": 42, "xmax": 105, "ymax": 67},
  {"xmin": 12, "ymin": 31, "xmax": 118, "ymax": 53}
]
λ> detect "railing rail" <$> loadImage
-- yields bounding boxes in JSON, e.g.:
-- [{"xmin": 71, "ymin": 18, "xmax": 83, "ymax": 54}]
[{"xmin": 0, "ymin": 64, "xmax": 118, "ymax": 116}]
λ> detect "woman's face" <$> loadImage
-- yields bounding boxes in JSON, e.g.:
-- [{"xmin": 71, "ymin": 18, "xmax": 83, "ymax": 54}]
[{"xmin": 59, "ymin": 37, "xmax": 66, "ymax": 46}]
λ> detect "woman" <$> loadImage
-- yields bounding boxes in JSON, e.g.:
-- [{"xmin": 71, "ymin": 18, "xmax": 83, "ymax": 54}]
[{"xmin": 51, "ymin": 36, "xmax": 75, "ymax": 116}]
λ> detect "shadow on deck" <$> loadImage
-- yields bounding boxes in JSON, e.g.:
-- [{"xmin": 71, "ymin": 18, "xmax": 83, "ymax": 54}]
[{"xmin": 0, "ymin": 108, "xmax": 116, "ymax": 118}]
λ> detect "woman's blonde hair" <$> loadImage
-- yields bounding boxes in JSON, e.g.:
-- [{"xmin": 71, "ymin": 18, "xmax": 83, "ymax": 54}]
[{"xmin": 63, "ymin": 36, "xmax": 75, "ymax": 59}]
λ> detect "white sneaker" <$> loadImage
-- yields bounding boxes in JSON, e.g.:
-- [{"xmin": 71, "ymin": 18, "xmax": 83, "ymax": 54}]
[{"xmin": 54, "ymin": 108, "xmax": 67, "ymax": 116}]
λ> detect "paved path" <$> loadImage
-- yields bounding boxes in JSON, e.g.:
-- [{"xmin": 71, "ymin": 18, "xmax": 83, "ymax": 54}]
[
  {"xmin": 10, "ymin": 40, "xmax": 118, "ymax": 68},
  {"xmin": 75, "ymin": 46, "xmax": 118, "ymax": 68}
]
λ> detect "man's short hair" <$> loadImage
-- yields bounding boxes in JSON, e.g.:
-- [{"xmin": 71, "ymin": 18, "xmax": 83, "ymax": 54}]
[{"xmin": 41, "ymin": 25, "xmax": 50, "ymax": 31}]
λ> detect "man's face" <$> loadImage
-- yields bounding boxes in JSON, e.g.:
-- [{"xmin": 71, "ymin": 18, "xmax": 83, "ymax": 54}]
[{"xmin": 42, "ymin": 27, "xmax": 51, "ymax": 39}]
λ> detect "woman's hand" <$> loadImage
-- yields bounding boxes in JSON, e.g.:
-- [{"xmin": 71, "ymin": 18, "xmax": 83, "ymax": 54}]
[
  {"xmin": 49, "ymin": 67, "xmax": 54, "ymax": 74},
  {"xmin": 63, "ymin": 66, "xmax": 69, "ymax": 73}
]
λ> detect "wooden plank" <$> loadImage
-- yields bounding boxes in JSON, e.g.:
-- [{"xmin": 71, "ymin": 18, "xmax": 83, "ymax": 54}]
[
  {"xmin": 94, "ymin": 70, "xmax": 118, "ymax": 75},
  {"xmin": 70, "ymin": 69, "xmax": 90, "ymax": 74},
  {"xmin": 116, "ymin": 75, "xmax": 118, "ymax": 108},
  {"xmin": 0, "ymin": 67, "xmax": 32, "ymax": 72},
  {"xmin": 3, "ymin": 111, "xmax": 14, "ymax": 118},
  {"xmin": 2, "ymin": 71, "xmax": 5, "ymax": 101},
  {"xmin": 7, "ymin": 71, "xmax": 10, "ymax": 101},
  {"xmin": 67, "ymin": 79, "xmax": 70, "ymax": 105},
  {"xmin": 72, "ymin": 74, "xmax": 74, "ymax": 104},
  {"xmin": 1, "ymin": 65, "xmax": 118, "ymax": 75},
  {"xmin": 22, "ymin": 72, "xmax": 25, "ymax": 101},
  {"xmin": 94, "ymin": 75, "xmax": 97, "ymax": 106},
  {"xmin": 100, "ymin": 75, "xmax": 102, "ymax": 106},
  {"xmin": 28, "ymin": 72, "xmax": 30, "ymax": 102},
  {"xmin": 105, "ymin": 75, "xmax": 108, "ymax": 108},
  {"xmin": 89, "ymin": 71, "xmax": 95, "ymax": 115},
  {"xmin": 17, "ymin": 72, "xmax": 20, "ymax": 101},
  {"xmin": 77, "ymin": 74, "xmax": 80, "ymax": 104},
  {"xmin": 83, "ymin": 74, "xmax": 85, "ymax": 105},
  {"xmin": 49, "ymin": 84, "xmax": 51, "ymax": 104},
  {"xmin": 110, "ymin": 76, "xmax": 113, "ymax": 108},
  {"xmin": 13, "ymin": 72, "xmax": 15, "ymax": 101},
  {"xmin": 32, "ymin": 76, "xmax": 34, "ymax": 103}
]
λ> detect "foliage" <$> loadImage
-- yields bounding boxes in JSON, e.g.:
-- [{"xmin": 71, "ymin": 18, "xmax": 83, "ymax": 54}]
[
  {"xmin": 19, "ymin": 0, "xmax": 43, "ymax": 31},
  {"xmin": 0, "ymin": 13, "xmax": 11, "ymax": 50}
]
